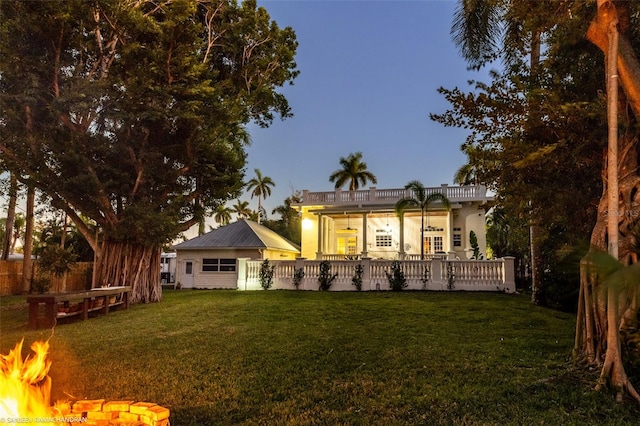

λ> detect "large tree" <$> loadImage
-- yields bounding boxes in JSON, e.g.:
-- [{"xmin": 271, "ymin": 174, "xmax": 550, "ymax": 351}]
[
  {"xmin": 575, "ymin": 0, "xmax": 640, "ymax": 402},
  {"xmin": 436, "ymin": 0, "xmax": 606, "ymax": 300},
  {"xmin": 439, "ymin": 0, "xmax": 640, "ymax": 402},
  {"xmin": 0, "ymin": 0, "xmax": 298, "ymax": 302},
  {"xmin": 450, "ymin": 0, "xmax": 568, "ymax": 306}
]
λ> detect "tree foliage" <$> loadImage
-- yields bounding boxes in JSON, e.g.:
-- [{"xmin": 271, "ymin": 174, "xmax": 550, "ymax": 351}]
[
  {"xmin": 433, "ymin": 2, "xmax": 606, "ymax": 300},
  {"xmin": 0, "ymin": 0, "xmax": 298, "ymax": 301},
  {"xmin": 263, "ymin": 192, "xmax": 302, "ymax": 246},
  {"xmin": 329, "ymin": 152, "xmax": 377, "ymax": 191},
  {"xmin": 438, "ymin": 0, "xmax": 640, "ymax": 403}
]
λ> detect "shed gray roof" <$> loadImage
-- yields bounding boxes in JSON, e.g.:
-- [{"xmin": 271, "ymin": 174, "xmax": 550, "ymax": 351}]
[{"xmin": 172, "ymin": 219, "xmax": 300, "ymax": 253}]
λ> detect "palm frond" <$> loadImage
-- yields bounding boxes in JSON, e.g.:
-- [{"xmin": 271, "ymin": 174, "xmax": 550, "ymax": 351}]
[
  {"xmin": 583, "ymin": 248, "xmax": 640, "ymax": 293},
  {"xmin": 394, "ymin": 198, "xmax": 418, "ymax": 217}
]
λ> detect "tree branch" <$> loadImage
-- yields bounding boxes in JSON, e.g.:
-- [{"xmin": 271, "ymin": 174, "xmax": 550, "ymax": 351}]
[{"xmin": 587, "ymin": 4, "xmax": 640, "ymax": 117}]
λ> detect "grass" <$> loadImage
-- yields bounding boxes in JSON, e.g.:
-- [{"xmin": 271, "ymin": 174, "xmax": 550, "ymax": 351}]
[{"xmin": 1, "ymin": 290, "xmax": 639, "ymax": 425}]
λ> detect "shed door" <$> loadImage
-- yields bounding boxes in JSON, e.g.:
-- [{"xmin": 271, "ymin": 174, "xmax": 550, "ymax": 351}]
[{"xmin": 182, "ymin": 260, "xmax": 195, "ymax": 288}]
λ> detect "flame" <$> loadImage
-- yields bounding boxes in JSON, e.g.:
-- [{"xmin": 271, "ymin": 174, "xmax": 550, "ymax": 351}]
[{"xmin": 0, "ymin": 339, "xmax": 58, "ymax": 425}]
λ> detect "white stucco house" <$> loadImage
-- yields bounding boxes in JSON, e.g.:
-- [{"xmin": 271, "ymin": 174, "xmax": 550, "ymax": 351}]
[
  {"xmin": 172, "ymin": 219, "xmax": 300, "ymax": 289},
  {"xmin": 291, "ymin": 184, "xmax": 492, "ymax": 260}
]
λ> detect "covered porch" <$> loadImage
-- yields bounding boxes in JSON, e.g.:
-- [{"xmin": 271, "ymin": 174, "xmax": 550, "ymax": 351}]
[{"xmin": 302, "ymin": 209, "xmax": 453, "ymax": 260}]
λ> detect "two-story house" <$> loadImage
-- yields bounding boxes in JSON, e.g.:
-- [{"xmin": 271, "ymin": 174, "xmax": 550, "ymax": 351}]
[{"xmin": 292, "ymin": 184, "xmax": 493, "ymax": 260}]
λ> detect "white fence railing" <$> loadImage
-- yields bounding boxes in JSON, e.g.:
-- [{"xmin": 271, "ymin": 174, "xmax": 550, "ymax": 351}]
[
  {"xmin": 237, "ymin": 257, "xmax": 516, "ymax": 293},
  {"xmin": 297, "ymin": 185, "xmax": 490, "ymax": 206}
]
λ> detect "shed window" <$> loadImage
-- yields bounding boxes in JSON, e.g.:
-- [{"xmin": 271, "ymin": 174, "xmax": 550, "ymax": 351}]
[{"xmin": 202, "ymin": 258, "xmax": 236, "ymax": 272}]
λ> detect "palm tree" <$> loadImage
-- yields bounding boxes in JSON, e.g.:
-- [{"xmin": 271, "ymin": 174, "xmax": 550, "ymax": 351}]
[
  {"xmin": 213, "ymin": 204, "xmax": 233, "ymax": 227},
  {"xmin": 329, "ymin": 152, "xmax": 377, "ymax": 191},
  {"xmin": 246, "ymin": 169, "xmax": 275, "ymax": 224},
  {"xmin": 394, "ymin": 180, "xmax": 450, "ymax": 260},
  {"xmin": 232, "ymin": 200, "xmax": 252, "ymax": 220}
]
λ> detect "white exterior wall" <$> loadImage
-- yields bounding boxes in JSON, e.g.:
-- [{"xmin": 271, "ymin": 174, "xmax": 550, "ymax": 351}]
[
  {"xmin": 463, "ymin": 205, "xmax": 488, "ymax": 259},
  {"xmin": 400, "ymin": 213, "xmax": 449, "ymax": 257},
  {"xmin": 300, "ymin": 210, "xmax": 320, "ymax": 259},
  {"xmin": 175, "ymin": 249, "xmax": 261, "ymax": 289},
  {"xmin": 175, "ymin": 248, "xmax": 299, "ymax": 289},
  {"xmin": 263, "ymin": 248, "xmax": 298, "ymax": 260}
]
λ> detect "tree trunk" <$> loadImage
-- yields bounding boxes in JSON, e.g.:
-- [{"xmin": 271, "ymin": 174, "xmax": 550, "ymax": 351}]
[
  {"xmin": 575, "ymin": 0, "xmax": 640, "ymax": 403},
  {"xmin": 529, "ymin": 222, "xmax": 545, "ymax": 305},
  {"xmin": 529, "ymin": 30, "xmax": 546, "ymax": 306},
  {"xmin": 95, "ymin": 238, "xmax": 162, "ymax": 303},
  {"xmin": 21, "ymin": 184, "xmax": 34, "ymax": 294},
  {"xmin": 1, "ymin": 172, "xmax": 17, "ymax": 260},
  {"xmin": 60, "ymin": 213, "xmax": 68, "ymax": 293}
]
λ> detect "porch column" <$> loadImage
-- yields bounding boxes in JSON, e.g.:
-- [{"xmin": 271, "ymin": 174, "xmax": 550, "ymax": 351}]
[
  {"xmin": 237, "ymin": 258, "xmax": 249, "ymax": 291},
  {"xmin": 431, "ymin": 257, "xmax": 444, "ymax": 290},
  {"xmin": 361, "ymin": 257, "xmax": 371, "ymax": 291},
  {"xmin": 316, "ymin": 214, "xmax": 323, "ymax": 260},
  {"xmin": 447, "ymin": 210, "xmax": 454, "ymax": 252},
  {"xmin": 399, "ymin": 214, "xmax": 405, "ymax": 260},
  {"xmin": 502, "ymin": 256, "xmax": 516, "ymax": 293},
  {"xmin": 361, "ymin": 213, "xmax": 368, "ymax": 258}
]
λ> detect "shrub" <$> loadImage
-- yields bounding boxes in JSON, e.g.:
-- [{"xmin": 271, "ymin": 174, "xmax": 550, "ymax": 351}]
[
  {"xmin": 352, "ymin": 264, "xmax": 364, "ymax": 291},
  {"xmin": 447, "ymin": 262, "xmax": 456, "ymax": 290},
  {"xmin": 385, "ymin": 261, "xmax": 407, "ymax": 291},
  {"xmin": 38, "ymin": 245, "xmax": 77, "ymax": 277},
  {"xmin": 421, "ymin": 266, "xmax": 430, "ymax": 290},
  {"xmin": 32, "ymin": 276, "xmax": 50, "ymax": 294},
  {"xmin": 318, "ymin": 260, "xmax": 337, "ymax": 291},
  {"xmin": 470, "ymin": 230, "xmax": 483, "ymax": 260},
  {"xmin": 293, "ymin": 267, "xmax": 305, "ymax": 290},
  {"xmin": 259, "ymin": 259, "xmax": 276, "ymax": 290}
]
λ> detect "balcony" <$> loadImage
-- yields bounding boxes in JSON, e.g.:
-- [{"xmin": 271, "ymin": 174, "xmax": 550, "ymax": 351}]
[{"xmin": 295, "ymin": 185, "xmax": 492, "ymax": 207}]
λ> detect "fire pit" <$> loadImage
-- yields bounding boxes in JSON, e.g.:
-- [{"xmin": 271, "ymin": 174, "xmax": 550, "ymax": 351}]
[
  {"xmin": 57, "ymin": 399, "xmax": 170, "ymax": 425},
  {"xmin": 0, "ymin": 340, "xmax": 170, "ymax": 426}
]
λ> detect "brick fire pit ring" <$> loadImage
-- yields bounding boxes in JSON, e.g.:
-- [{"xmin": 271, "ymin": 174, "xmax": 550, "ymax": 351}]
[{"xmin": 56, "ymin": 399, "xmax": 170, "ymax": 425}]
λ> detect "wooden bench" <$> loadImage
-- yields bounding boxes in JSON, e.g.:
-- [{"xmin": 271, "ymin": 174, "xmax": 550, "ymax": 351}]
[{"xmin": 27, "ymin": 286, "xmax": 132, "ymax": 329}]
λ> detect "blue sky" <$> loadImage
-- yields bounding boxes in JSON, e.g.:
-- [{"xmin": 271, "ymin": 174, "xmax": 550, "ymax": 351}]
[
  {"xmin": 242, "ymin": 0, "xmax": 491, "ymax": 217},
  {"xmin": 3, "ymin": 1, "xmax": 494, "ymax": 238}
]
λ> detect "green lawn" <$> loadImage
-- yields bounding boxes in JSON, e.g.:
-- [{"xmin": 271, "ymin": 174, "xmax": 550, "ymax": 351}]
[{"xmin": 1, "ymin": 290, "xmax": 638, "ymax": 425}]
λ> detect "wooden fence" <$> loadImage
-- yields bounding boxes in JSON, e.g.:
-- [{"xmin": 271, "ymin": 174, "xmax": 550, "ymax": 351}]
[{"xmin": 0, "ymin": 261, "xmax": 93, "ymax": 296}]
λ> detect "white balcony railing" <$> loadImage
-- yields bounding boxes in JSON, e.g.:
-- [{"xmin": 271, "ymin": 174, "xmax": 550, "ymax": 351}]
[{"xmin": 295, "ymin": 185, "xmax": 491, "ymax": 207}]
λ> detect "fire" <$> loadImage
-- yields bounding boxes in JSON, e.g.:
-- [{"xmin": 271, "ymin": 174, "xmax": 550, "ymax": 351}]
[{"xmin": 0, "ymin": 339, "xmax": 59, "ymax": 425}]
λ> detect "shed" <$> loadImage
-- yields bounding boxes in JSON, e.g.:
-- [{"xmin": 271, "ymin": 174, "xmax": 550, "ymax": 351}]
[{"xmin": 172, "ymin": 219, "xmax": 300, "ymax": 289}]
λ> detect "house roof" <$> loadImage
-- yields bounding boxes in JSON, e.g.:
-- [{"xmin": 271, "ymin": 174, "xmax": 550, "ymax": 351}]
[{"xmin": 172, "ymin": 219, "xmax": 300, "ymax": 253}]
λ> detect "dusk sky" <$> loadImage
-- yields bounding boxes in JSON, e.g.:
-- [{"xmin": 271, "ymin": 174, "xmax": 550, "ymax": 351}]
[{"xmin": 240, "ymin": 0, "xmax": 493, "ymax": 218}]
